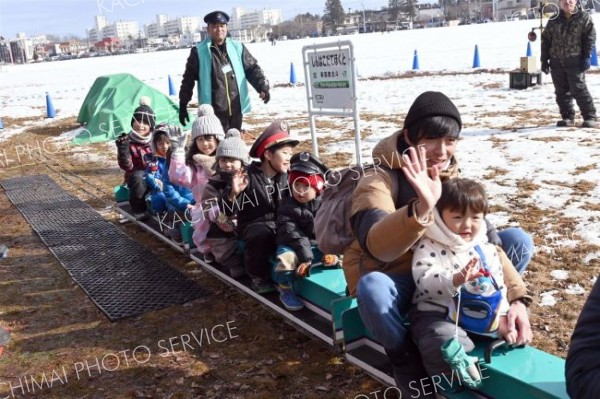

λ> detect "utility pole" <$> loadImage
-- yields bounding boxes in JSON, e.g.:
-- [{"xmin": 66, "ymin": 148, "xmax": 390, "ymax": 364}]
[{"xmin": 362, "ymin": 3, "xmax": 367, "ymax": 33}]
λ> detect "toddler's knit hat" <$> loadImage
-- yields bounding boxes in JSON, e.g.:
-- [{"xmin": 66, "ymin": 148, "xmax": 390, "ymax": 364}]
[
  {"xmin": 131, "ymin": 96, "xmax": 156, "ymax": 130},
  {"xmin": 191, "ymin": 104, "xmax": 225, "ymax": 142},
  {"xmin": 216, "ymin": 129, "xmax": 251, "ymax": 166}
]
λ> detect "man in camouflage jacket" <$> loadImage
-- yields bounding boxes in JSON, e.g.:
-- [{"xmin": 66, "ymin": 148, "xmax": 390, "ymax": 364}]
[{"xmin": 541, "ymin": 0, "xmax": 597, "ymax": 128}]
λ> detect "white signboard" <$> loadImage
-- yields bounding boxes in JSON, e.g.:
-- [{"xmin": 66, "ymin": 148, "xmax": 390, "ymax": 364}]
[
  {"xmin": 302, "ymin": 41, "xmax": 361, "ymax": 164},
  {"xmin": 306, "ymin": 48, "xmax": 353, "ymax": 109}
]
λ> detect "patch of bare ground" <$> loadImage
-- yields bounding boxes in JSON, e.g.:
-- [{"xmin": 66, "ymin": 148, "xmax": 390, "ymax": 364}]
[
  {"xmin": 542, "ymin": 179, "xmax": 597, "ymax": 195},
  {"xmin": 489, "ymin": 204, "xmax": 510, "ymax": 213},
  {"xmin": 581, "ymin": 202, "xmax": 600, "ymax": 211},
  {"xmin": 515, "ymin": 178, "xmax": 540, "ymax": 196},
  {"xmin": 483, "ymin": 167, "xmax": 509, "ymax": 180},
  {"xmin": 501, "ymin": 199, "xmax": 600, "ymax": 356},
  {"xmin": 479, "ymin": 82, "xmax": 503, "ymax": 90},
  {"xmin": 488, "ymin": 135, "xmax": 511, "ymax": 150},
  {"xmin": 573, "ymin": 163, "xmax": 597, "ymax": 175},
  {"xmin": 0, "ymin": 118, "xmax": 384, "ymax": 398},
  {"xmin": 529, "ymin": 136, "xmax": 563, "ymax": 142},
  {"xmin": 361, "ymin": 68, "xmax": 507, "ymax": 81}
]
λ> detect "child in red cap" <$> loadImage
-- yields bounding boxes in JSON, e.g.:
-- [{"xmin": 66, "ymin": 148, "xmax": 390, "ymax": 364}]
[
  {"xmin": 224, "ymin": 120, "xmax": 299, "ymax": 294},
  {"xmin": 274, "ymin": 151, "xmax": 334, "ymax": 311}
]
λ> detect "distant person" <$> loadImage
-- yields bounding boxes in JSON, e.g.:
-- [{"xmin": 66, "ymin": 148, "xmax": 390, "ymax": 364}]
[
  {"xmin": 179, "ymin": 10, "xmax": 270, "ymax": 132},
  {"xmin": 566, "ymin": 277, "xmax": 600, "ymax": 398},
  {"xmin": 541, "ymin": 0, "xmax": 598, "ymax": 128}
]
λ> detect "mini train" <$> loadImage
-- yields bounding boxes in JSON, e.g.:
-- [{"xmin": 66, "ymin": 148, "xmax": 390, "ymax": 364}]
[{"xmin": 114, "ymin": 184, "xmax": 568, "ymax": 399}]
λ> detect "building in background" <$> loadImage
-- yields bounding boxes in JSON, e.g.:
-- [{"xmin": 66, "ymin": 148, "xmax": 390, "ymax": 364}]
[
  {"xmin": 144, "ymin": 14, "xmax": 168, "ymax": 38},
  {"xmin": 87, "ymin": 17, "xmax": 139, "ymax": 43},
  {"xmin": 229, "ymin": 7, "xmax": 282, "ymax": 42}
]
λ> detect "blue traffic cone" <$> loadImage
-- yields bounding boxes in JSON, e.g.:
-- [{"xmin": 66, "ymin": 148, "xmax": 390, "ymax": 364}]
[
  {"xmin": 526, "ymin": 42, "xmax": 533, "ymax": 57},
  {"xmin": 591, "ymin": 45, "xmax": 598, "ymax": 67},
  {"xmin": 46, "ymin": 92, "xmax": 56, "ymax": 118},
  {"xmin": 412, "ymin": 49, "xmax": 419, "ymax": 70},
  {"xmin": 168, "ymin": 75, "xmax": 176, "ymax": 96},
  {"xmin": 472, "ymin": 45, "xmax": 481, "ymax": 68},
  {"xmin": 289, "ymin": 62, "xmax": 297, "ymax": 85},
  {"xmin": 0, "ymin": 118, "xmax": 3, "ymax": 130}
]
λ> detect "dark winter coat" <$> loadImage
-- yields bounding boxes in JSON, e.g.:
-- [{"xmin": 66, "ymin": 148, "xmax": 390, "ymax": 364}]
[
  {"xmin": 179, "ymin": 41, "xmax": 269, "ymax": 117},
  {"xmin": 202, "ymin": 175, "xmax": 237, "ymax": 240},
  {"xmin": 276, "ymin": 196, "xmax": 321, "ymax": 264},
  {"xmin": 223, "ymin": 162, "xmax": 289, "ymax": 231},
  {"xmin": 116, "ymin": 133, "xmax": 153, "ymax": 183},
  {"xmin": 541, "ymin": 9, "xmax": 596, "ymax": 67},
  {"xmin": 566, "ymin": 277, "xmax": 600, "ymax": 398}
]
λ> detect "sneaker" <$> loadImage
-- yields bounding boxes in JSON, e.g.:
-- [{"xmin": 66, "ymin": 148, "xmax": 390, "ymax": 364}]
[
  {"xmin": 228, "ymin": 264, "xmax": 246, "ymax": 279},
  {"xmin": 201, "ymin": 252, "xmax": 214, "ymax": 264},
  {"xmin": 166, "ymin": 227, "xmax": 182, "ymax": 241},
  {"xmin": 134, "ymin": 212, "xmax": 149, "ymax": 221},
  {"xmin": 556, "ymin": 119, "xmax": 575, "ymax": 127},
  {"xmin": 251, "ymin": 277, "xmax": 275, "ymax": 294},
  {"xmin": 582, "ymin": 119, "xmax": 599, "ymax": 128},
  {"xmin": 278, "ymin": 285, "xmax": 304, "ymax": 311}
]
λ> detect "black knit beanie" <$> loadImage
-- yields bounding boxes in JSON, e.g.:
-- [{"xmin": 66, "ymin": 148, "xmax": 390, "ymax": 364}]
[
  {"xmin": 403, "ymin": 91, "xmax": 462, "ymax": 131},
  {"xmin": 131, "ymin": 96, "xmax": 156, "ymax": 130}
]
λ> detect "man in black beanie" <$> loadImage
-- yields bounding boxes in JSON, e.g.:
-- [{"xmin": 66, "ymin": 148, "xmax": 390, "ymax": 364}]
[
  {"xmin": 178, "ymin": 10, "xmax": 270, "ymax": 132},
  {"xmin": 341, "ymin": 91, "xmax": 533, "ymax": 395}
]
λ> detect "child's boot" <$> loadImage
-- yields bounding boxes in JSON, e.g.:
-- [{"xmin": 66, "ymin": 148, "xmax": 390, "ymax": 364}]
[
  {"xmin": 441, "ymin": 337, "xmax": 481, "ymax": 389},
  {"xmin": 278, "ymin": 284, "xmax": 304, "ymax": 311}
]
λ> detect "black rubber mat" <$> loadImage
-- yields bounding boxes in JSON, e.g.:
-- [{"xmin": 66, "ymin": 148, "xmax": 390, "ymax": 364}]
[{"xmin": 1, "ymin": 175, "xmax": 209, "ymax": 321}]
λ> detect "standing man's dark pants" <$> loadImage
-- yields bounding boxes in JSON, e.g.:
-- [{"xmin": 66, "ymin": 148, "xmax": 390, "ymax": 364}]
[
  {"xmin": 128, "ymin": 170, "xmax": 149, "ymax": 213},
  {"xmin": 550, "ymin": 61, "xmax": 597, "ymax": 121},
  {"xmin": 216, "ymin": 112, "xmax": 243, "ymax": 132},
  {"xmin": 242, "ymin": 222, "xmax": 277, "ymax": 279}
]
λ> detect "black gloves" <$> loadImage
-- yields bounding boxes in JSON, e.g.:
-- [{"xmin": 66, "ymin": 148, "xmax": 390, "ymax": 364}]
[
  {"xmin": 262, "ymin": 91, "xmax": 270, "ymax": 104},
  {"xmin": 179, "ymin": 103, "xmax": 190, "ymax": 126},
  {"xmin": 541, "ymin": 59, "xmax": 550, "ymax": 75},
  {"xmin": 115, "ymin": 133, "xmax": 129, "ymax": 150},
  {"xmin": 581, "ymin": 57, "xmax": 591, "ymax": 72}
]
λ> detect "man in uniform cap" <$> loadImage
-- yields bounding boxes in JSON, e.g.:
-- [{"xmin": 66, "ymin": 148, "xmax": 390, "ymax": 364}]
[
  {"xmin": 179, "ymin": 10, "xmax": 270, "ymax": 132},
  {"xmin": 223, "ymin": 120, "xmax": 298, "ymax": 294}
]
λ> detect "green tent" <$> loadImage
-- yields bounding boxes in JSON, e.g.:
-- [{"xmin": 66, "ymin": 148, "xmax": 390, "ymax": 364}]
[{"xmin": 74, "ymin": 73, "xmax": 188, "ymax": 145}]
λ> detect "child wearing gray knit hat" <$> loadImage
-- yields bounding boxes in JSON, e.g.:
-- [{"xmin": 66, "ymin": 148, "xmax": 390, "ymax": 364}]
[
  {"xmin": 201, "ymin": 128, "xmax": 250, "ymax": 279},
  {"xmin": 192, "ymin": 104, "xmax": 225, "ymax": 142},
  {"xmin": 216, "ymin": 129, "xmax": 251, "ymax": 166}
]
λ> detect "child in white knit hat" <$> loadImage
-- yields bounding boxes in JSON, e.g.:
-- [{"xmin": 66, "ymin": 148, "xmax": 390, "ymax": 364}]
[
  {"xmin": 168, "ymin": 104, "xmax": 224, "ymax": 262},
  {"xmin": 202, "ymin": 128, "xmax": 251, "ymax": 278}
]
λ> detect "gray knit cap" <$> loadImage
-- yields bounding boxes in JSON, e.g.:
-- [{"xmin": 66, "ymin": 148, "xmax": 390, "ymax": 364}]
[
  {"xmin": 216, "ymin": 129, "xmax": 250, "ymax": 166},
  {"xmin": 191, "ymin": 104, "xmax": 225, "ymax": 141}
]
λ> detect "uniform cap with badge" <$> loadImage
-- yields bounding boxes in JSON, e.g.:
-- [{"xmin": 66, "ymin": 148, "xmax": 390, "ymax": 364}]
[
  {"xmin": 288, "ymin": 152, "xmax": 329, "ymax": 195},
  {"xmin": 204, "ymin": 10, "xmax": 230, "ymax": 24}
]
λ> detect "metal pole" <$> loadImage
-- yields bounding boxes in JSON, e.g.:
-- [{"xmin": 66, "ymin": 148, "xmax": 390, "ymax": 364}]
[{"xmin": 362, "ymin": 4, "xmax": 367, "ymax": 33}]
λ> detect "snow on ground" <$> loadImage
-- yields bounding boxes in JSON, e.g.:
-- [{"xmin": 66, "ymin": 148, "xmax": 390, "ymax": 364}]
[
  {"xmin": 551, "ymin": 270, "xmax": 570, "ymax": 280},
  {"xmin": 0, "ymin": 16, "xmax": 598, "ymax": 301}
]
